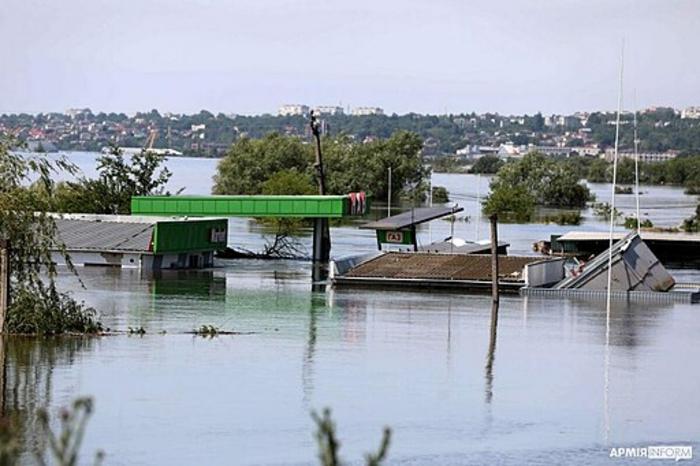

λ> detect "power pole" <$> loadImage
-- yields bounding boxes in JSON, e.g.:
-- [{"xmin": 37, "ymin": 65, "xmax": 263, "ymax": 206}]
[
  {"xmin": 310, "ymin": 111, "xmax": 331, "ymax": 286},
  {"xmin": 489, "ymin": 214, "xmax": 500, "ymax": 341},
  {"xmin": 485, "ymin": 215, "xmax": 499, "ymax": 376},
  {"xmin": 0, "ymin": 240, "xmax": 10, "ymax": 333}
]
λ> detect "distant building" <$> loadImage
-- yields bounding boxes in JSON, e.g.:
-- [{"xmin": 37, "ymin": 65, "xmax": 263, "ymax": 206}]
[
  {"xmin": 65, "ymin": 108, "xmax": 92, "ymax": 119},
  {"xmin": 315, "ymin": 106, "xmax": 344, "ymax": 116},
  {"xmin": 570, "ymin": 146, "xmax": 601, "ymax": 157},
  {"xmin": 278, "ymin": 104, "xmax": 309, "ymax": 116},
  {"xmin": 352, "ymin": 107, "xmax": 384, "ymax": 116},
  {"xmin": 498, "ymin": 142, "xmax": 523, "ymax": 157},
  {"xmin": 681, "ymin": 107, "xmax": 700, "ymax": 119},
  {"xmin": 527, "ymin": 145, "xmax": 571, "ymax": 156},
  {"xmin": 604, "ymin": 150, "xmax": 678, "ymax": 163}
]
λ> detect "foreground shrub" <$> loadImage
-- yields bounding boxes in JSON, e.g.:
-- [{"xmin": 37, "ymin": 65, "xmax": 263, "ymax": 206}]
[{"xmin": 6, "ymin": 284, "xmax": 102, "ymax": 336}]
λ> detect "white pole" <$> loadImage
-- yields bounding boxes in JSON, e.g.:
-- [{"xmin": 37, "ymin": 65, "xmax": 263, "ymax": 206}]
[
  {"xmin": 387, "ymin": 167, "xmax": 392, "ymax": 217},
  {"xmin": 633, "ymin": 92, "xmax": 641, "ymax": 233},
  {"xmin": 428, "ymin": 176, "xmax": 433, "ymax": 244},
  {"xmin": 475, "ymin": 173, "xmax": 482, "ymax": 241},
  {"xmin": 606, "ymin": 42, "xmax": 624, "ymax": 317}
]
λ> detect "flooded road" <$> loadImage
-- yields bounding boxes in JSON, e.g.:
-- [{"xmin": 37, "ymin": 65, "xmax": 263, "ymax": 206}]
[{"xmin": 7, "ymin": 153, "xmax": 700, "ymax": 465}]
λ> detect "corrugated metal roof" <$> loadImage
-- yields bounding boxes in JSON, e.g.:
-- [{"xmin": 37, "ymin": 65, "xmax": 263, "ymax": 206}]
[
  {"xmin": 344, "ymin": 252, "xmax": 541, "ymax": 282},
  {"xmin": 361, "ymin": 206, "xmax": 464, "ymax": 230},
  {"xmin": 54, "ymin": 218, "xmax": 154, "ymax": 252}
]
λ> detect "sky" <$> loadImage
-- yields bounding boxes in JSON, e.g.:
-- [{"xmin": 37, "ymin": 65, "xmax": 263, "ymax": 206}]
[{"xmin": 1, "ymin": 0, "xmax": 698, "ymax": 116}]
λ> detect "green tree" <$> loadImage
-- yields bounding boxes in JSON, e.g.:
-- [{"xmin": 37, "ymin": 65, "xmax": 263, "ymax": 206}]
[
  {"xmin": 469, "ymin": 155, "xmax": 504, "ymax": 174},
  {"xmin": 482, "ymin": 184, "xmax": 535, "ymax": 222},
  {"xmin": 50, "ymin": 145, "xmax": 174, "ymax": 214},
  {"xmin": 0, "ymin": 137, "xmax": 101, "ymax": 335},
  {"xmin": 214, "ymin": 131, "xmax": 428, "ymax": 201},
  {"xmin": 487, "ymin": 152, "xmax": 592, "ymax": 209},
  {"xmin": 324, "ymin": 131, "xmax": 427, "ymax": 200},
  {"xmin": 214, "ymin": 134, "xmax": 313, "ymax": 195}
]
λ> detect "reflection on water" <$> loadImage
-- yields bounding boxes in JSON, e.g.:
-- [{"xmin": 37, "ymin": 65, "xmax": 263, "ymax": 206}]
[
  {"xmin": 1, "ymin": 336, "xmax": 96, "ymax": 462},
  {"xmin": 5, "ymin": 266, "xmax": 700, "ymax": 464},
  {"xmin": 9, "ymin": 154, "xmax": 700, "ymax": 464}
]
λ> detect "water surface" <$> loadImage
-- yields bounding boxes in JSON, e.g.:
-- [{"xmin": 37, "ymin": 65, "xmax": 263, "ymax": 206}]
[{"xmin": 6, "ymin": 153, "xmax": 699, "ymax": 465}]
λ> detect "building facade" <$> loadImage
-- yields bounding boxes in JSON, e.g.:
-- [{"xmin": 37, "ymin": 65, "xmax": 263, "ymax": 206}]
[{"xmin": 278, "ymin": 104, "xmax": 309, "ymax": 116}]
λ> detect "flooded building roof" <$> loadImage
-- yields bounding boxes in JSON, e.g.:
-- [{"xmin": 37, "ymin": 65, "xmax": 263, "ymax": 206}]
[
  {"xmin": 344, "ymin": 253, "xmax": 539, "ymax": 281},
  {"xmin": 55, "ymin": 217, "xmax": 155, "ymax": 253},
  {"xmin": 361, "ymin": 206, "xmax": 464, "ymax": 230}
]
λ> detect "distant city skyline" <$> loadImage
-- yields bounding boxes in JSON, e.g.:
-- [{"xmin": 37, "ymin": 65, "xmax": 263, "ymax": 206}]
[{"xmin": 1, "ymin": 0, "xmax": 698, "ymax": 115}]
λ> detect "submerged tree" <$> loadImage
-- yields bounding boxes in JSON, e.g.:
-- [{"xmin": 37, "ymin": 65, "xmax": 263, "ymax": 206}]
[
  {"xmin": 0, "ymin": 137, "xmax": 101, "ymax": 335},
  {"xmin": 483, "ymin": 152, "xmax": 592, "ymax": 222},
  {"xmin": 213, "ymin": 131, "xmax": 428, "ymax": 201},
  {"xmin": 44, "ymin": 144, "xmax": 173, "ymax": 215}
]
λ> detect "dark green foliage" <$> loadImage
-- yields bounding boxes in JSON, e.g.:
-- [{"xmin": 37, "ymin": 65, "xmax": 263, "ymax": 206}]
[
  {"xmin": 324, "ymin": 132, "xmax": 427, "ymax": 201},
  {"xmin": 49, "ymin": 145, "xmax": 173, "ymax": 214},
  {"xmin": 261, "ymin": 169, "xmax": 316, "ymax": 196},
  {"xmin": 540, "ymin": 211, "xmax": 582, "ymax": 225},
  {"xmin": 1, "ymin": 136, "xmax": 102, "ymax": 335},
  {"xmin": 483, "ymin": 152, "xmax": 592, "ymax": 222},
  {"xmin": 213, "ymin": 134, "xmax": 312, "ymax": 195},
  {"xmin": 682, "ymin": 205, "xmax": 700, "ymax": 232},
  {"xmin": 615, "ymin": 185, "xmax": 633, "ymax": 194},
  {"xmin": 4, "ymin": 107, "xmax": 700, "ymax": 156},
  {"xmin": 311, "ymin": 408, "xmax": 391, "ymax": 466},
  {"xmin": 429, "ymin": 156, "xmax": 466, "ymax": 173},
  {"xmin": 469, "ymin": 155, "xmax": 504, "ymax": 174},
  {"xmin": 214, "ymin": 131, "xmax": 428, "ymax": 201},
  {"xmin": 624, "ymin": 217, "xmax": 654, "ymax": 229},
  {"xmin": 194, "ymin": 325, "xmax": 220, "ymax": 337},
  {"xmin": 482, "ymin": 185, "xmax": 535, "ymax": 222},
  {"xmin": 431, "ymin": 186, "xmax": 449, "ymax": 203},
  {"xmin": 571, "ymin": 154, "xmax": 700, "ymax": 188},
  {"xmin": 6, "ymin": 286, "xmax": 101, "ymax": 336},
  {"xmin": 592, "ymin": 202, "xmax": 622, "ymax": 222}
]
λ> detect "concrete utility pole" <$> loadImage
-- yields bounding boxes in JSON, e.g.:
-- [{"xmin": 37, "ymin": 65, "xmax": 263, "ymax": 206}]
[
  {"xmin": 309, "ymin": 111, "xmax": 331, "ymax": 286},
  {"xmin": 485, "ymin": 215, "xmax": 499, "ymax": 375},
  {"xmin": 489, "ymin": 215, "xmax": 499, "ymax": 341},
  {"xmin": 0, "ymin": 240, "xmax": 9, "ymax": 333}
]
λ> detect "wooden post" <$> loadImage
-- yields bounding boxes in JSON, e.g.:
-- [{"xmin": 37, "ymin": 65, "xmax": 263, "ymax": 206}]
[
  {"xmin": 0, "ymin": 240, "xmax": 9, "ymax": 334},
  {"xmin": 484, "ymin": 215, "xmax": 499, "ymax": 403},
  {"xmin": 310, "ymin": 112, "xmax": 331, "ymax": 287},
  {"xmin": 489, "ymin": 215, "xmax": 499, "ymax": 341}
]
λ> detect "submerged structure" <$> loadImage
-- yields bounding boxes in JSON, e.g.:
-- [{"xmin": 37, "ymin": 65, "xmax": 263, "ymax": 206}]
[
  {"xmin": 331, "ymin": 206, "xmax": 562, "ymax": 293},
  {"xmin": 553, "ymin": 233, "xmax": 674, "ymax": 291},
  {"xmin": 522, "ymin": 233, "xmax": 700, "ymax": 303},
  {"xmin": 331, "ymin": 253, "xmax": 565, "ymax": 293},
  {"xmin": 549, "ymin": 230, "xmax": 700, "ymax": 267},
  {"xmin": 51, "ymin": 214, "xmax": 228, "ymax": 269}
]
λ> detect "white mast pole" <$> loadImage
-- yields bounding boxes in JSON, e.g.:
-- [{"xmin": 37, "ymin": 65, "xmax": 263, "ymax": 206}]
[
  {"xmin": 387, "ymin": 167, "xmax": 392, "ymax": 217},
  {"xmin": 428, "ymin": 176, "xmax": 433, "ymax": 244},
  {"xmin": 606, "ymin": 43, "xmax": 624, "ymax": 314},
  {"xmin": 633, "ymin": 91, "xmax": 641, "ymax": 233},
  {"xmin": 475, "ymin": 173, "xmax": 482, "ymax": 241}
]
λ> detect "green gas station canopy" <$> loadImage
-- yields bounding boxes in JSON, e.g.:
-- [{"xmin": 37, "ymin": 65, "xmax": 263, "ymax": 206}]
[{"xmin": 131, "ymin": 195, "xmax": 357, "ymax": 218}]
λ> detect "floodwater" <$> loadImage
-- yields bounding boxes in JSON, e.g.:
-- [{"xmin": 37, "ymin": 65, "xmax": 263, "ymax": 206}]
[{"xmin": 5, "ymin": 152, "xmax": 700, "ymax": 465}]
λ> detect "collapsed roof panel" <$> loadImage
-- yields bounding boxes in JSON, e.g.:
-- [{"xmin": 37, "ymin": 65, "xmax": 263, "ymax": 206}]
[{"xmin": 554, "ymin": 233, "xmax": 675, "ymax": 292}]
